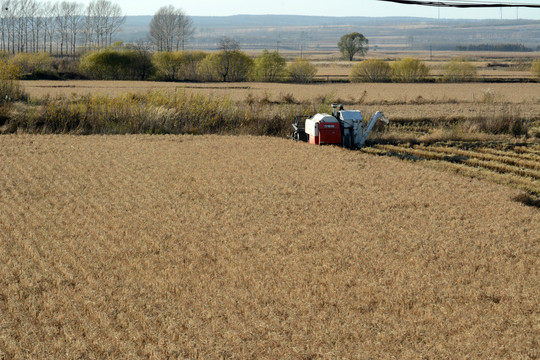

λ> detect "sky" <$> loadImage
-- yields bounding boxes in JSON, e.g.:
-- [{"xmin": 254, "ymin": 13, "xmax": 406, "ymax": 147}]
[{"xmin": 114, "ymin": 0, "xmax": 540, "ymax": 19}]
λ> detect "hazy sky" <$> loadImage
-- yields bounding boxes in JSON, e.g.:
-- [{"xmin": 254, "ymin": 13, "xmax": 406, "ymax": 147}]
[{"xmin": 114, "ymin": 0, "xmax": 540, "ymax": 19}]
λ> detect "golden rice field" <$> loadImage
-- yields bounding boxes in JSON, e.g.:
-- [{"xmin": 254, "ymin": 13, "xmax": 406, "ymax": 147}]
[{"xmin": 0, "ymin": 135, "xmax": 539, "ymax": 359}]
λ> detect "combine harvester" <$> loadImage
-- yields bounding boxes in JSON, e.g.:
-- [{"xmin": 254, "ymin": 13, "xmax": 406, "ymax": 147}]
[{"xmin": 291, "ymin": 104, "xmax": 389, "ymax": 149}]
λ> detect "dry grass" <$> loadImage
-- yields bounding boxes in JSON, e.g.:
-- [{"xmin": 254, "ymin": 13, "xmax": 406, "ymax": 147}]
[{"xmin": 0, "ymin": 135, "xmax": 539, "ymax": 359}]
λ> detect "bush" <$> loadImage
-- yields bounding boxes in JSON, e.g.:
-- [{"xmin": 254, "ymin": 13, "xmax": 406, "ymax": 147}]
[
  {"xmin": 350, "ymin": 59, "xmax": 391, "ymax": 82},
  {"xmin": 465, "ymin": 105, "xmax": 527, "ymax": 136},
  {"xmin": 80, "ymin": 49, "xmax": 131, "ymax": 80},
  {"xmin": 252, "ymin": 50, "xmax": 286, "ymax": 82},
  {"xmin": 0, "ymin": 59, "xmax": 25, "ymax": 104},
  {"xmin": 10, "ymin": 52, "xmax": 53, "ymax": 76},
  {"xmin": 443, "ymin": 58, "xmax": 477, "ymax": 82},
  {"xmin": 80, "ymin": 47, "xmax": 150, "ymax": 80},
  {"xmin": 391, "ymin": 58, "xmax": 429, "ymax": 82},
  {"xmin": 531, "ymin": 59, "xmax": 540, "ymax": 80},
  {"xmin": 288, "ymin": 58, "xmax": 317, "ymax": 83}
]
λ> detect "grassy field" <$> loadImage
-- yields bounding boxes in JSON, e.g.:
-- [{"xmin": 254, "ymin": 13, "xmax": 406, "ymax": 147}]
[{"xmin": 0, "ymin": 135, "xmax": 538, "ymax": 359}]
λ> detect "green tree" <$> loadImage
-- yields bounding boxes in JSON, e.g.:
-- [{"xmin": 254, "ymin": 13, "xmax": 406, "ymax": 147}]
[
  {"xmin": 123, "ymin": 42, "xmax": 156, "ymax": 81},
  {"xmin": 443, "ymin": 58, "xmax": 477, "ymax": 82},
  {"xmin": 176, "ymin": 51, "xmax": 207, "ymax": 81},
  {"xmin": 198, "ymin": 37, "xmax": 245, "ymax": 82},
  {"xmin": 391, "ymin": 58, "xmax": 429, "ymax": 82},
  {"xmin": 287, "ymin": 58, "xmax": 317, "ymax": 83},
  {"xmin": 252, "ymin": 50, "xmax": 286, "ymax": 82},
  {"xmin": 154, "ymin": 51, "xmax": 207, "ymax": 81},
  {"xmin": 199, "ymin": 51, "xmax": 253, "ymax": 82},
  {"xmin": 350, "ymin": 59, "xmax": 391, "ymax": 82},
  {"xmin": 338, "ymin": 32, "xmax": 368, "ymax": 61}
]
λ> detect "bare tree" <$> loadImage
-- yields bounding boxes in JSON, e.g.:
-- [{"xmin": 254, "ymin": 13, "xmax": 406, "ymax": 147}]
[
  {"xmin": 67, "ymin": 2, "xmax": 82, "ymax": 55},
  {"xmin": 0, "ymin": 0, "xmax": 9, "ymax": 52},
  {"xmin": 104, "ymin": 0, "xmax": 123, "ymax": 46},
  {"xmin": 42, "ymin": 1, "xmax": 56, "ymax": 53},
  {"xmin": 149, "ymin": 5, "xmax": 194, "ymax": 52},
  {"xmin": 85, "ymin": 0, "xmax": 124, "ymax": 48},
  {"xmin": 177, "ymin": 13, "xmax": 194, "ymax": 51},
  {"xmin": 0, "ymin": 0, "xmax": 124, "ymax": 54},
  {"xmin": 53, "ymin": 1, "xmax": 83, "ymax": 56},
  {"xmin": 53, "ymin": 1, "xmax": 67, "ymax": 55},
  {"xmin": 15, "ymin": 0, "xmax": 27, "ymax": 52}
]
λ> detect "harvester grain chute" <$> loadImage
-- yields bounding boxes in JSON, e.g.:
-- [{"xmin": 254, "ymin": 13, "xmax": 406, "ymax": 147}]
[{"xmin": 291, "ymin": 104, "xmax": 389, "ymax": 149}]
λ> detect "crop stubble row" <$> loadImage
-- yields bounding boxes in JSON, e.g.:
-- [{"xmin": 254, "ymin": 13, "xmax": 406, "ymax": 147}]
[{"xmin": 369, "ymin": 143, "xmax": 540, "ymax": 196}]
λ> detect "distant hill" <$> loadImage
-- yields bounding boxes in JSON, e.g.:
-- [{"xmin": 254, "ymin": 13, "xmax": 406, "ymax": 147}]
[{"xmin": 118, "ymin": 15, "xmax": 540, "ymax": 53}]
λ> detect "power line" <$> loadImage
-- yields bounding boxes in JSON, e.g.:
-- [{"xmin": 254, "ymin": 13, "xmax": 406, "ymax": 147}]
[{"xmin": 378, "ymin": 0, "xmax": 540, "ymax": 8}]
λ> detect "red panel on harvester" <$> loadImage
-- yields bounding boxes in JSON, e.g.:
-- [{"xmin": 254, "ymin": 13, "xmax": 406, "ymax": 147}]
[
  {"xmin": 318, "ymin": 119, "xmax": 341, "ymax": 144},
  {"xmin": 305, "ymin": 114, "xmax": 341, "ymax": 145}
]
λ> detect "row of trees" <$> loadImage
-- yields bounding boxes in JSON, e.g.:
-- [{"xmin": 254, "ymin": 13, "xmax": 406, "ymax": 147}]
[
  {"xmin": 0, "ymin": 0, "xmax": 124, "ymax": 56},
  {"xmin": 7, "ymin": 48, "xmax": 540, "ymax": 84},
  {"xmin": 350, "ymin": 57, "xmax": 478, "ymax": 83},
  {"xmin": 76, "ymin": 39, "xmax": 318, "ymax": 82}
]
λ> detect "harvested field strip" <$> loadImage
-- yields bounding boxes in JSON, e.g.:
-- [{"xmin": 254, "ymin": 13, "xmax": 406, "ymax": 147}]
[
  {"xmin": 426, "ymin": 161, "xmax": 540, "ymax": 196},
  {"xmin": 475, "ymin": 147, "xmax": 540, "ymax": 162},
  {"xmin": 415, "ymin": 145, "xmax": 540, "ymax": 171},
  {"xmin": 363, "ymin": 146, "xmax": 540, "ymax": 196},
  {"xmin": 370, "ymin": 144, "xmax": 540, "ymax": 197},
  {"xmin": 375, "ymin": 144, "xmax": 540, "ymax": 180},
  {"xmin": 515, "ymin": 146, "xmax": 540, "ymax": 156}
]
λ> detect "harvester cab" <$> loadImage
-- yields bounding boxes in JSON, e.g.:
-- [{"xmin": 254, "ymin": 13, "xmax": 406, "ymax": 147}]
[{"xmin": 291, "ymin": 104, "xmax": 389, "ymax": 149}]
